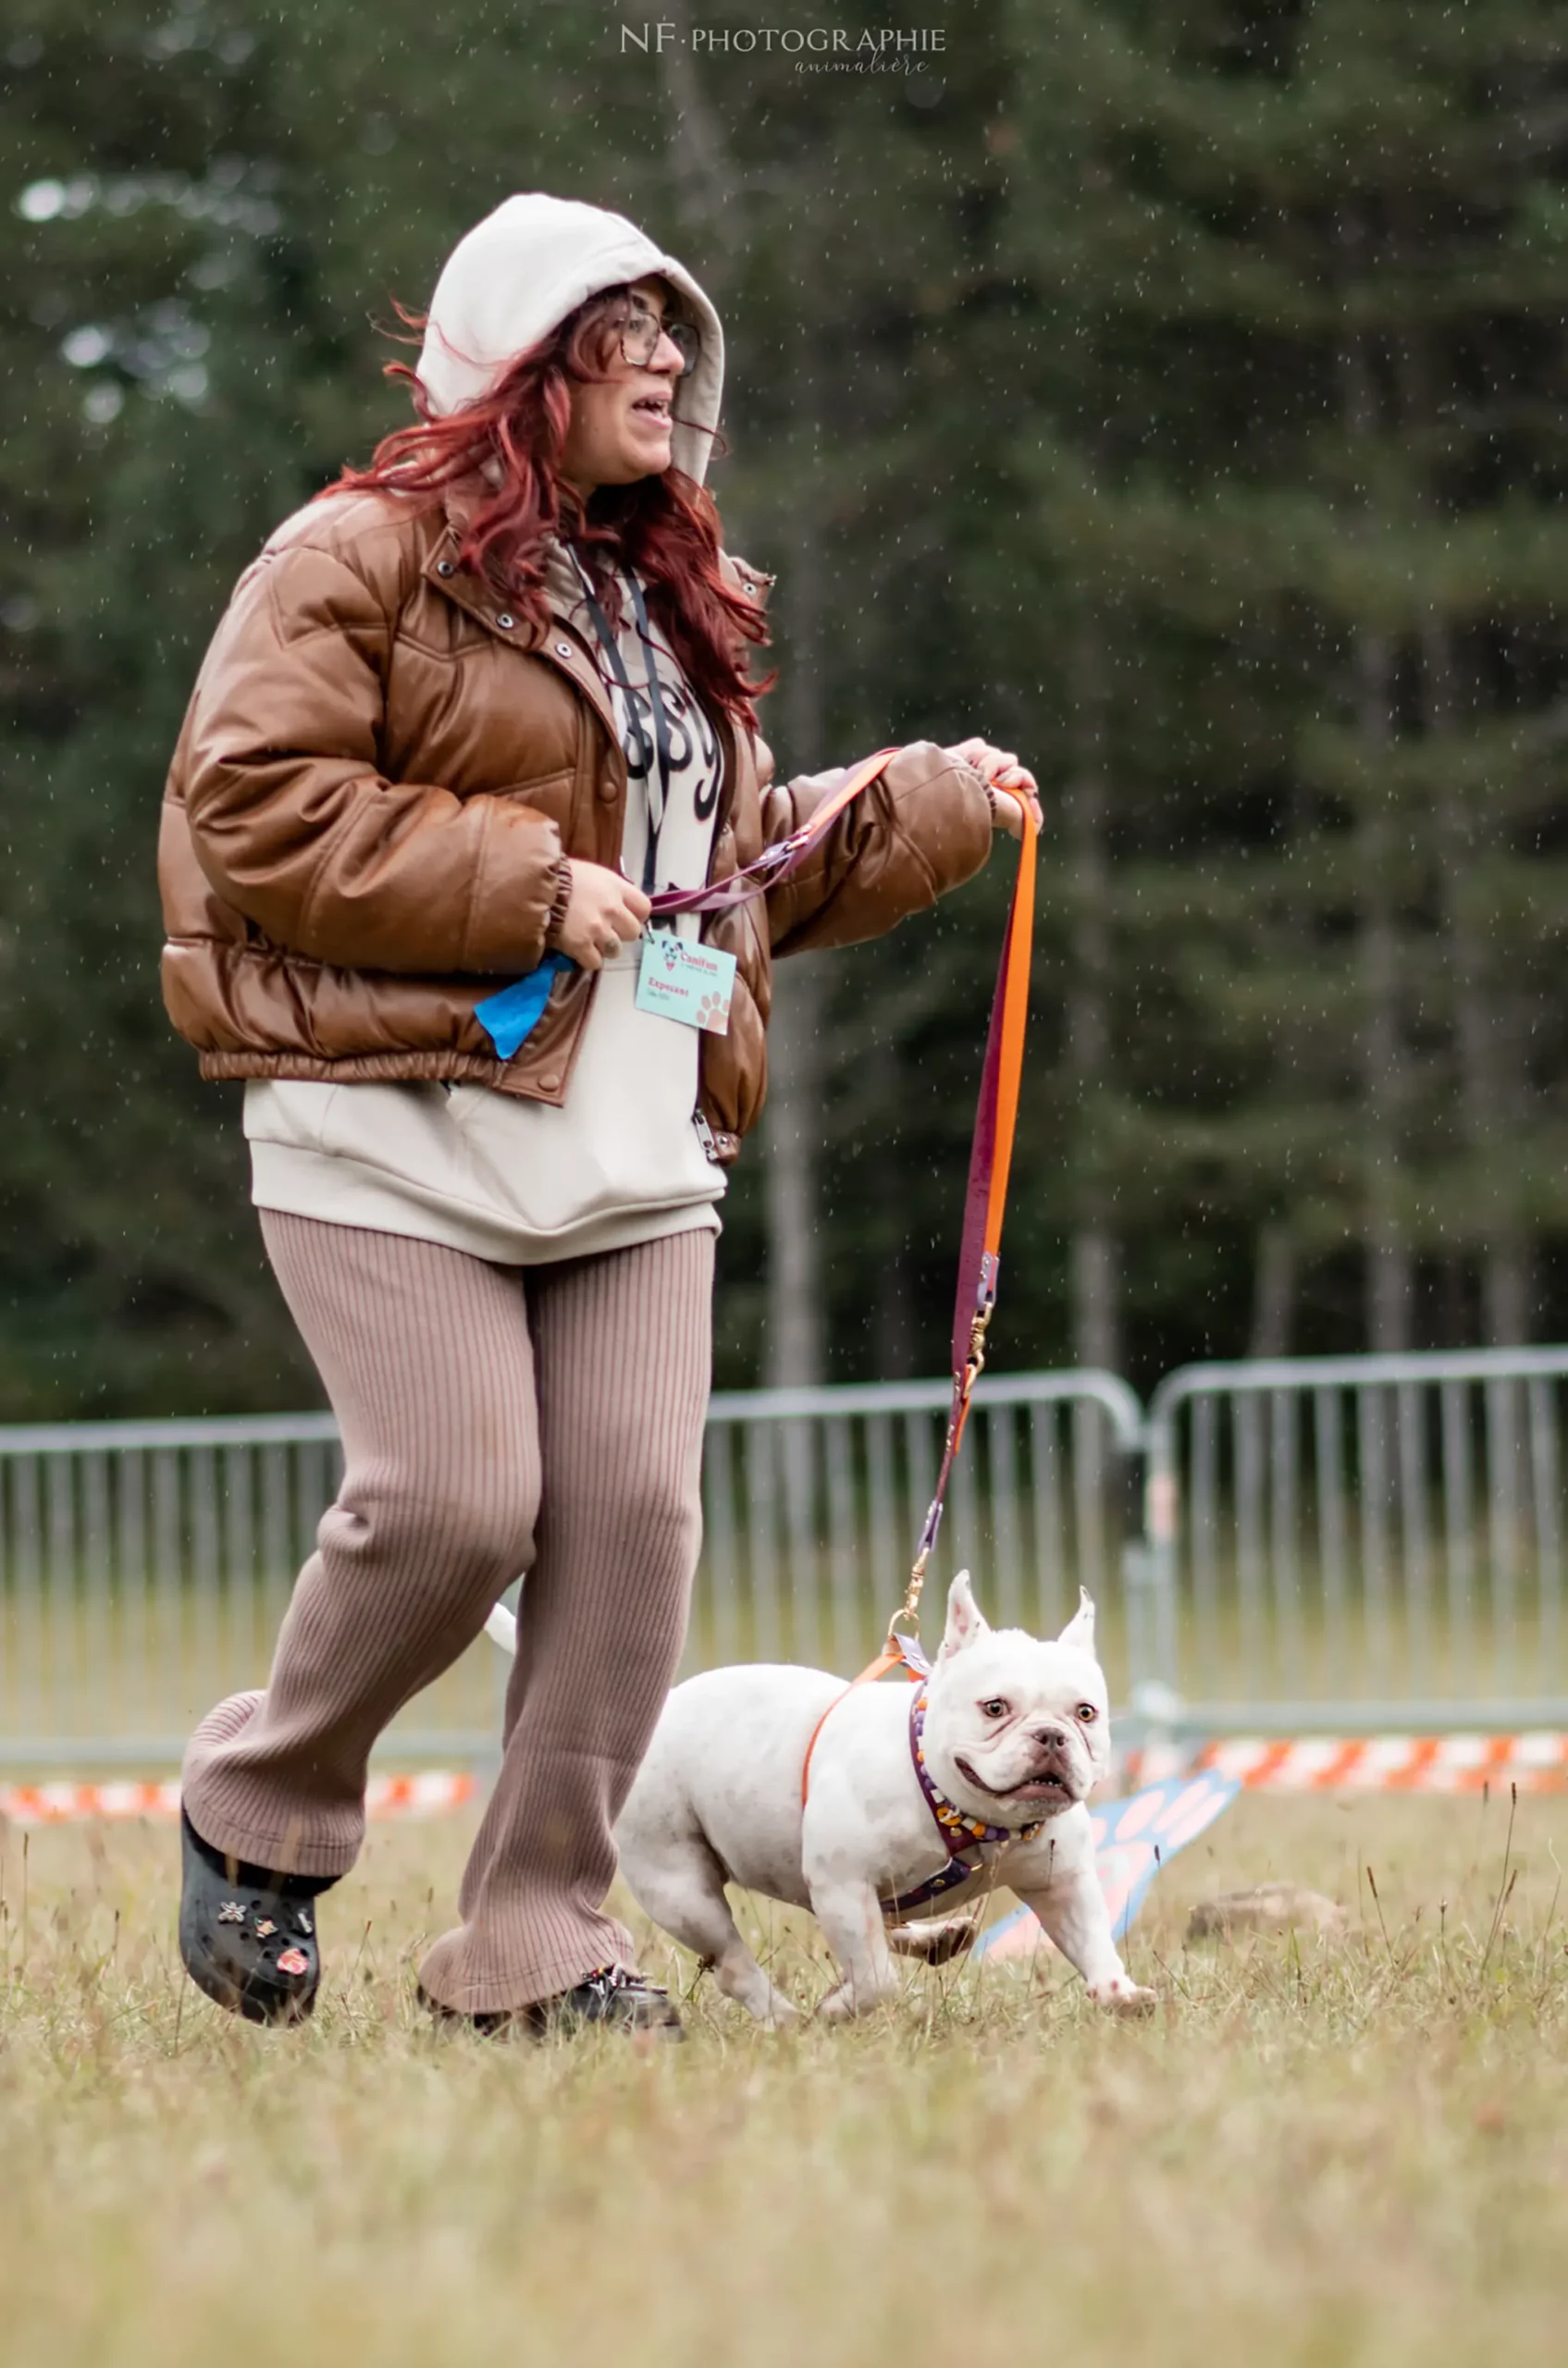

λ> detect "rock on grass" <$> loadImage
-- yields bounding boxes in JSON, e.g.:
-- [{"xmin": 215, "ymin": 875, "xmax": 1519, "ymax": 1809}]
[{"xmin": 1185, "ymin": 1882, "xmax": 1347, "ymax": 1941}]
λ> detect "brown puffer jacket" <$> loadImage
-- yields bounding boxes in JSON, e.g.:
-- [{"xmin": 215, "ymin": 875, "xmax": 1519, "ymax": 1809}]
[{"xmin": 159, "ymin": 487, "xmax": 994, "ymax": 1161}]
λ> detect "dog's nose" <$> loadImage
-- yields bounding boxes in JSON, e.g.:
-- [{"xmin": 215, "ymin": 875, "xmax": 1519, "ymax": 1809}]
[{"xmin": 1031, "ymin": 1726, "xmax": 1068, "ymax": 1753}]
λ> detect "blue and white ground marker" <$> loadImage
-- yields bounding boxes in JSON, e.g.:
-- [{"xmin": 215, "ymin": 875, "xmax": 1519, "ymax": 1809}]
[{"xmin": 973, "ymin": 1769, "xmax": 1241, "ymax": 1962}]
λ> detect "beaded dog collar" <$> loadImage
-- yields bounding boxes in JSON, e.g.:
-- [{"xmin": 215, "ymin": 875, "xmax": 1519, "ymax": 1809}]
[
  {"xmin": 880, "ymin": 1690, "xmax": 1047, "ymax": 1919},
  {"xmin": 908, "ymin": 1690, "xmax": 1047, "ymax": 1851}
]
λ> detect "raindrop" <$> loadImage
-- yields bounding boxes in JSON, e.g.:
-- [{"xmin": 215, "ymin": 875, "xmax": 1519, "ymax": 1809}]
[
  {"xmin": 188, "ymin": 250, "xmax": 238, "ymax": 292},
  {"xmin": 17, "ymin": 179, "xmax": 65, "ymax": 223},
  {"xmin": 61, "ymin": 324, "xmax": 113, "ymax": 368},
  {"xmin": 165, "ymin": 363, "xmax": 209, "ymax": 405}
]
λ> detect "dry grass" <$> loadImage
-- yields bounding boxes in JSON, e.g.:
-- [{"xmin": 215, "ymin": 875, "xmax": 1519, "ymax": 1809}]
[{"xmin": 3, "ymin": 1789, "xmax": 1566, "ymax": 2367}]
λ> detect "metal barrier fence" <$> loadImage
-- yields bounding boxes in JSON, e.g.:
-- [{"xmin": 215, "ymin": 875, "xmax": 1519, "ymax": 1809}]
[
  {"xmin": 0, "ymin": 1373, "xmax": 1140, "ymax": 1771},
  {"xmin": 1142, "ymin": 1348, "xmax": 1568, "ymax": 1736},
  {"xmin": 5, "ymin": 1349, "xmax": 1567, "ymax": 1771}
]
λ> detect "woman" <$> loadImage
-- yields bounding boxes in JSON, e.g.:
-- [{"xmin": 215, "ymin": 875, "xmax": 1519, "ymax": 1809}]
[{"xmin": 162, "ymin": 192, "xmax": 1039, "ymax": 2037}]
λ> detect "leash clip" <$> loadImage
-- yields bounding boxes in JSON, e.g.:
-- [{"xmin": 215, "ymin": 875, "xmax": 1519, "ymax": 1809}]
[
  {"xmin": 888, "ymin": 1546, "xmax": 932, "ymax": 1644},
  {"xmin": 964, "ymin": 1257, "xmax": 999, "ymax": 1392}
]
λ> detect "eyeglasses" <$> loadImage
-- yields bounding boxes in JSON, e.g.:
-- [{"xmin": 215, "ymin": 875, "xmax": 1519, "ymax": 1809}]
[{"xmin": 611, "ymin": 296, "xmax": 700, "ymax": 380}]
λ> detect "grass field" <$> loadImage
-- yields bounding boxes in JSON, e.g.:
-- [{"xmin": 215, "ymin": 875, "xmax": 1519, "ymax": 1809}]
[{"xmin": 3, "ymin": 1789, "xmax": 1567, "ymax": 2367}]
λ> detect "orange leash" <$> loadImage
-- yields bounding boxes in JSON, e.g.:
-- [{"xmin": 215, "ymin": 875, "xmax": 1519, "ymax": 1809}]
[
  {"xmin": 799, "ymin": 797, "xmax": 1039, "ymax": 1806},
  {"xmin": 894, "ymin": 796, "xmax": 1038, "ymax": 1628},
  {"xmin": 799, "ymin": 1641, "xmax": 923, "ymax": 1810}
]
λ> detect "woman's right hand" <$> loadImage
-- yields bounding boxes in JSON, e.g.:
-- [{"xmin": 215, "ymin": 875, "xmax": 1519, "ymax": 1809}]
[
  {"xmin": 551, "ymin": 860, "xmax": 651, "ymax": 971},
  {"xmin": 943, "ymin": 739, "xmax": 1043, "ymax": 838}
]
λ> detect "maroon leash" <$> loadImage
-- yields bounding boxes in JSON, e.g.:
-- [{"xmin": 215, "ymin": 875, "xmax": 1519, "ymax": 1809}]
[
  {"xmin": 790, "ymin": 767, "xmax": 1041, "ymax": 1803},
  {"xmin": 892, "ymin": 772, "xmax": 1039, "ymax": 1638},
  {"xmin": 646, "ymin": 746, "xmax": 902, "ymax": 919},
  {"xmin": 654, "ymin": 736, "xmax": 1039, "ymax": 1630}
]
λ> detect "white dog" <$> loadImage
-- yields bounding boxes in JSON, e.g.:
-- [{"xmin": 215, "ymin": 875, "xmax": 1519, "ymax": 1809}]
[{"xmin": 605, "ymin": 1572, "xmax": 1157, "ymax": 2023}]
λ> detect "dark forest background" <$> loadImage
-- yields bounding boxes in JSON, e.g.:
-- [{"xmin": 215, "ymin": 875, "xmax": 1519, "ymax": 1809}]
[{"xmin": 1, "ymin": 0, "xmax": 1565, "ymax": 1419}]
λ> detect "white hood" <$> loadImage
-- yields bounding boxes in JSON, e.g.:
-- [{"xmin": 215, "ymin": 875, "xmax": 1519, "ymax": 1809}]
[{"xmin": 414, "ymin": 192, "xmax": 724, "ymax": 487}]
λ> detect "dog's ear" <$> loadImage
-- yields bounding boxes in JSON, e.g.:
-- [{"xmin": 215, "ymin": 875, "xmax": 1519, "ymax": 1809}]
[
  {"xmin": 938, "ymin": 1569, "xmax": 990, "ymax": 1661},
  {"xmin": 1057, "ymin": 1588, "xmax": 1096, "ymax": 1656}
]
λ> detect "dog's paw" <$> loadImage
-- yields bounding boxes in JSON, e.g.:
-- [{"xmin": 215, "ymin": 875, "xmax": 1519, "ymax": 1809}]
[
  {"xmin": 817, "ymin": 1981, "xmax": 860, "ymax": 2022},
  {"xmin": 817, "ymin": 1978, "xmax": 896, "ymax": 2021},
  {"xmin": 1088, "ymin": 1978, "xmax": 1157, "ymax": 2017},
  {"xmin": 885, "ymin": 1912, "xmax": 980, "ymax": 1966}
]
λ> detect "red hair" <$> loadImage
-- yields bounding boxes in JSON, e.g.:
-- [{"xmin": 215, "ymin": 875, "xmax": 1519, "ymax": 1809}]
[{"xmin": 325, "ymin": 291, "xmax": 771, "ymax": 731}]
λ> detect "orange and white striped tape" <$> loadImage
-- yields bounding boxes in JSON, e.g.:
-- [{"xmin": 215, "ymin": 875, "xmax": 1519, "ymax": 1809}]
[
  {"xmin": 1185, "ymin": 1733, "xmax": 1568, "ymax": 1794},
  {"xmin": 6, "ymin": 1736, "xmax": 1567, "ymax": 1824},
  {"xmin": 0, "ymin": 1770, "xmax": 478, "ymax": 1827}
]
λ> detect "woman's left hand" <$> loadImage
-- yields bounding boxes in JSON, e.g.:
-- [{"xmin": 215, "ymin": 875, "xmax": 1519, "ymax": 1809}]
[{"xmin": 943, "ymin": 737, "xmax": 1043, "ymax": 839}]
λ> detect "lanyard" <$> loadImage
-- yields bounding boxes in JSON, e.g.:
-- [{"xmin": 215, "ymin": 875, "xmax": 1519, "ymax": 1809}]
[{"xmin": 572, "ymin": 556, "xmax": 673, "ymax": 899}]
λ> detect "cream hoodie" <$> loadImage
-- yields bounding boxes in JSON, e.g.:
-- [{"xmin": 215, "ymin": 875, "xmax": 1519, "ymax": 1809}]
[
  {"xmin": 245, "ymin": 195, "xmax": 731, "ymax": 1265},
  {"xmin": 416, "ymin": 191, "xmax": 725, "ymax": 485}
]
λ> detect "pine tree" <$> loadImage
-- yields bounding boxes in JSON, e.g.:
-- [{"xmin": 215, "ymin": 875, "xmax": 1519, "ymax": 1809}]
[{"xmin": 986, "ymin": 0, "xmax": 1568, "ymax": 1363}]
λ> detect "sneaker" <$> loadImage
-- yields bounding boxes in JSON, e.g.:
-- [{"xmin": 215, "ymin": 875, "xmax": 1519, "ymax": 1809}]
[
  {"xmin": 419, "ymin": 1966, "xmax": 684, "ymax": 2041},
  {"xmin": 527, "ymin": 1967, "xmax": 684, "ymax": 2040}
]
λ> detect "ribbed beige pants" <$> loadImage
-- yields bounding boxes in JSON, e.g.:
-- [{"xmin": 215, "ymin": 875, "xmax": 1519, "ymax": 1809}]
[{"xmin": 182, "ymin": 1212, "xmax": 713, "ymax": 2014}]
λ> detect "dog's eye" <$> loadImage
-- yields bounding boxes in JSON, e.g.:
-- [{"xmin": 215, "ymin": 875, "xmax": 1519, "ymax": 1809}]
[
  {"xmin": 1076, "ymin": 1703, "xmax": 1098, "ymax": 1723},
  {"xmin": 980, "ymin": 1698, "xmax": 1009, "ymax": 1720}
]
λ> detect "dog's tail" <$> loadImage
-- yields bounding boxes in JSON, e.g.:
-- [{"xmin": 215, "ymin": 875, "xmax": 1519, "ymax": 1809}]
[{"xmin": 485, "ymin": 1601, "xmax": 518, "ymax": 1656}]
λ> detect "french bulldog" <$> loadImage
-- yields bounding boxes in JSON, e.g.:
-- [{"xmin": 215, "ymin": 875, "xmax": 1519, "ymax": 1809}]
[{"xmin": 611, "ymin": 1571, "xmax": 1157, "ymax": 2023}]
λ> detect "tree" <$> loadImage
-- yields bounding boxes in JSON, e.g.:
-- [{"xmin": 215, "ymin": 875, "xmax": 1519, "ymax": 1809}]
[
  {"xmin": 1, "ymin": 0, "xmax": 1563, "ymax": 1421},
  {"xmin": 989, "ymin": 0, "xmax": 1568, "ymax": 1368}
]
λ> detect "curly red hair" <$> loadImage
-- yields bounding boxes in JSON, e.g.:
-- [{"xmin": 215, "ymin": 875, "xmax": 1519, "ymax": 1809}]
[{"xmin": 323, "ymin": 290, "xmax": 770, "ymax": 731}]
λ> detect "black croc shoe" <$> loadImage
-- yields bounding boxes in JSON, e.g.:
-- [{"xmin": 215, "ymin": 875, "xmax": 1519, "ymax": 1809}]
[
  {"xmin": 178, "ymin": 1810, "xmax": 327, "ymax": 2026},
  {"xmin": 420, "ymin": 1967, "xmax": 684, "ymax": 2042}
]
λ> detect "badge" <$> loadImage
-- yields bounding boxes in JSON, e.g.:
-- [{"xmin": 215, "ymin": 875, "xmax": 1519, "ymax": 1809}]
[{"xmin": 635, "ymin": 932, "xmax": 736, "ymax": 1034}]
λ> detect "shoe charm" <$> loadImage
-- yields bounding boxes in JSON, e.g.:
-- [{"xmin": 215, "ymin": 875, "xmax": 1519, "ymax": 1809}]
[
  {"xmin": 276, "ymin": 1947, "xmax": 310, "ymax": 1978},
  {"xmin": 254, "ymin": 1918, "xmax": 278, "ymax": 1939},
  {"xmin": 296, "ymin": 1912, "xmax": 313, "ymax": 1936},
  {"xmin": 217, "ymin": 1901, "xmax": 246, "ymax": 1925}
]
